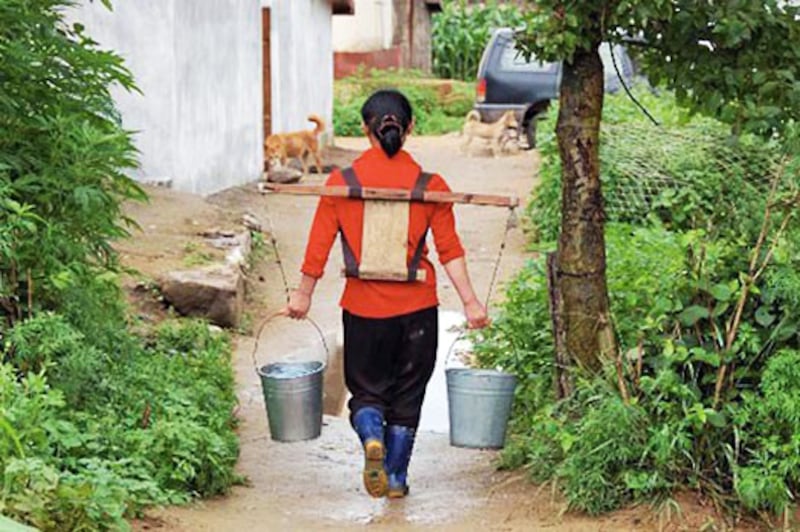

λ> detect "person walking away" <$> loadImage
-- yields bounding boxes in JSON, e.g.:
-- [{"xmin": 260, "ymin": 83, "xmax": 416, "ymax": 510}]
[{"xmin": 283, "ymin": 89, "xmax": 489, "ymax": 498}]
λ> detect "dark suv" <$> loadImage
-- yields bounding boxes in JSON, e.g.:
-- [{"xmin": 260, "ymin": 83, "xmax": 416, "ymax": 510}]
[{"xmin": 474, "ymin": 28, "xmax": 635, "ymax": 148}]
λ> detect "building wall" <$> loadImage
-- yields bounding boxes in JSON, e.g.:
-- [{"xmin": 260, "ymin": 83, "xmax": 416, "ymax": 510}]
[
  {"xmin": 70, "ymin": 0, "xmax": 263, "ymax": 195},
  {"xmin": 332, "ymin": 0, "xmax": 394, "ymax": 52},
  {"xmin": 333, "ymin": 0, "xmax": 435, "ymax": 76},
  {"xmin": 265, "ymin": 0, "xmax": 334, "ymax": 143}
]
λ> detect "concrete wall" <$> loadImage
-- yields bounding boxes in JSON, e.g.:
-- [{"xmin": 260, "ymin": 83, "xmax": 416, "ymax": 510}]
[
  {"xmin": 265, "ymin": 0, "xmax": 334, "ymax": 142},
  {"xmin": 71, "ymin": 0, "xmax": 263, "ymax": 195}
]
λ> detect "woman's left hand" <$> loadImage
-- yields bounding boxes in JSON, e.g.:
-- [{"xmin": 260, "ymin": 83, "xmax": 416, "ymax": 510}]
[{"xmin": 464, "ymin": 298, "xmax": 490, "ymax": 329}]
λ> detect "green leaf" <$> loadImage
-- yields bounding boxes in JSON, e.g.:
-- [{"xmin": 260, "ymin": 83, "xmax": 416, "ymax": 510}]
[
  {"xmin": 679, "ymin": 305, "xmax": 710, "ymax": 326},
  {"xmin": 706, "ymin": 409, "xmax": 726, "ymax": 428},
  {"xmin": 709, "ymin": 283, "xmax": 732, "ymax": 302},
  {"xmin": 690, "ymin": 348, "xmax": 721, "ymax": 367},
  {"xmin": 755, "ymin": 306, "xmax": 776, "ymax": 327}
]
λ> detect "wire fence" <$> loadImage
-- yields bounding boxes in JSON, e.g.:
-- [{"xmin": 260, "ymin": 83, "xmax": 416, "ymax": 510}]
[{"xmin": 599, "ymin": 122, "xmax": 786, "ymax": 225}]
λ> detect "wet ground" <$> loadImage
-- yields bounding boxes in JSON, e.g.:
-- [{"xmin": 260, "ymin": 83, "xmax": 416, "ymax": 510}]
[{"xmin": 128, "ymin": 135, "xmax": 732, "ymax": 531}]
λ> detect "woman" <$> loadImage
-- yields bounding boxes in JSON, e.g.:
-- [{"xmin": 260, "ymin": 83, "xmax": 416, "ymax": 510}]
[{"xmin": 284, "ymin": 89, "xmax": 489, "ymax": 498}]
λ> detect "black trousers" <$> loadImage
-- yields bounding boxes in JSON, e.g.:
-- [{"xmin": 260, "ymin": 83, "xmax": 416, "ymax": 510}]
[{"xmin": 343, "ymin": 306, "xmax": 438, "ymax": 429}]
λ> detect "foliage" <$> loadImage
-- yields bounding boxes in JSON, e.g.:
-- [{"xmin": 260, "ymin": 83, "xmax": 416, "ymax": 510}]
[
  {"xmin": 1, "ymin": 316, "xmax": 239, "ymax": 531},
  {"xmin": 517, "ymin": 1, "xmax": 800, "ymax": 138},
  {"xmin": 0, "ymin": 2, "xmax": 242, "ymax": 530},
  {"xmin": 431, "ymin": 0, "xmax": 525, "ymax": 81},
  {"xmin": 0, "ymin": 0, "xmax": 146, "ymax": 325},
  {"xmin": 480, "ymin": 94, "xmax": 800, "ymax": 515},
  {"xmin": 480, "ymin": 206, "xmax": 800, "ymax": 517},
  {"xmin": 528, "ymin": 88, "xmax": 785, "ymax": 245},
  {"xmin": 333, "ymin": 68, "xmax": 473, "ymax": 136}
]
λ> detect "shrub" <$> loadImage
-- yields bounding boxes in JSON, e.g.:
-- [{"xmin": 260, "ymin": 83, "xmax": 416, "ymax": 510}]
[
  {"xmin": 333, "ymin": 68, "xmax": 473, "ymax": 136},
  {"xmin": 0, "ymin": 0, "xmax": 145, "ymax": 326},
  {"xmin": 1, "ymin": 317, "xmax": 239, "ymax": 530},
  {"xmin": 527, "ymin": 88, "xmax": 784, "ymax": 245},
  {"xmin": 478, "ymin": 206, "xmax": 800, "ymax": 519}
]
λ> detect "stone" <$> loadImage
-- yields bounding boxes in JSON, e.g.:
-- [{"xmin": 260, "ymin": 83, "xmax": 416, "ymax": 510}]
[
  {"xmin": 159, "ymin": 265, "xmax": 244, "ymax": 328},
  {"xmin": 266, "ymin": 165, "xmax": 302, "ymax": 184},
  {"xmin": 224, "ymin": 230, "xmax": 252, "ymax": 269},
  {"xmin": 241, "ymin": 213, "xmax": 263, "ymax": 232}
]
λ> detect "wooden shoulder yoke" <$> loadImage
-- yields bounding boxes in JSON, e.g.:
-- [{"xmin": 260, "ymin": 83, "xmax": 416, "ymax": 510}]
[{"xmin": 258, "ymin": 182, "xmax": 519, "ymax": 209}]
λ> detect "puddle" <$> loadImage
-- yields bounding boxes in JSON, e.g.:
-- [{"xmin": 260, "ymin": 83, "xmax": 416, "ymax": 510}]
[{"xmin": 418, "ymin": 309, "xmax": 472, "ymax": 434}]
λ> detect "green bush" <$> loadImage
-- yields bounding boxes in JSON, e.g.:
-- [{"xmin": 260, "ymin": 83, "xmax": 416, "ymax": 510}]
[
  {"xmin": 334, "ymin": 68, "xmax": 473, "ymax": 136},
  {"xmin": 527, "ymin": 87, "xmax": 785, "ymax": 246},
  {"xmin": 432, "ymin": 0, "xmax": 525, "ymax": 81},
  {"xmin": 0, "ymin": 2, "xmax": 242, "ymax": 529},
  {"xmin": 478, "ymin": 211, "xmax": 800, "ymax": 518},
  {"xmin": 1, "ymin": 317, "xmax": 239, "ymax": 530},
  {"xmin": 0, "ymin": 0, "xmax": 145, "ymax": 325}
]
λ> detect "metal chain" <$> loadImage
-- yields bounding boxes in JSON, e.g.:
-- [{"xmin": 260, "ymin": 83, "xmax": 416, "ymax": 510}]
[
  {"xmin": 483, "ymin": 206, "xmax": 517, "ymax": 309},
  {"xmin": 445, "ymin": 205, "xmax": 517, "ymax": 366},
  {"xmin": 250, "ymin": 197, "xmax": 331, "ymax": 373}
]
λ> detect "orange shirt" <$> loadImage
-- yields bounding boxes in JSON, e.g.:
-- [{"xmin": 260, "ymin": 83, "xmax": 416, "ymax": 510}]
[{"xmin": 301, "ymin": 146, "xmax": 465, "ymax": 318}]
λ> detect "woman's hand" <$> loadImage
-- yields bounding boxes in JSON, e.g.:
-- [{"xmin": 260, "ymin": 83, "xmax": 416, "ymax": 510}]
[
  {"xmin": 463, "ymin": 298, "xmax": 490, "ymax": 329},
  {"xmin": 283, "ymin": 289, "xmax": 311, "ymax": 320}
]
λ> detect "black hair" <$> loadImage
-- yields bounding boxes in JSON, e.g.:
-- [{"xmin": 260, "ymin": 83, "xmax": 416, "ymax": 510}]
[{"xmin": 360, "ymin": 89, "xmax": 413, "ymax": 158}]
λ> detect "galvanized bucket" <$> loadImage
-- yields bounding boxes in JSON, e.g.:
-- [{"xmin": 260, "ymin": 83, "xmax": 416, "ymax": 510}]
[
  {"xmin": 446, "ymin": 368, "xmax": 517, "ymax": 449},
  {"xmin": 258, "ymin": 360, "xmax": 325, "ymax": 442}
]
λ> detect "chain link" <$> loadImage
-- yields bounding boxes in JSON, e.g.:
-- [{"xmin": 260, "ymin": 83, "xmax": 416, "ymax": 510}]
[{"xmin": 250, "ymin": 196, "xmax": 331, "ymax": 374}]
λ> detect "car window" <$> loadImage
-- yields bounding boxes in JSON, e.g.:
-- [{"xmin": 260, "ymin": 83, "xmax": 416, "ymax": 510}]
[{"xmin": 497, "ymin": 40, "xmax": 553, "ymax": 73}]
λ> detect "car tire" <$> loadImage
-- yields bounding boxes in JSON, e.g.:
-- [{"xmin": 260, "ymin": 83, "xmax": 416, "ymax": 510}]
[{"xmin": 523, "ymin": 118, "xmax": 537, "ymax": 150}]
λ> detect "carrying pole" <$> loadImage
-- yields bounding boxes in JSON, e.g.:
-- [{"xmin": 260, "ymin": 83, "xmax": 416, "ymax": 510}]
[{"xmin": 258, "ymin": 182, "xmax": 518, "ymax": 208}]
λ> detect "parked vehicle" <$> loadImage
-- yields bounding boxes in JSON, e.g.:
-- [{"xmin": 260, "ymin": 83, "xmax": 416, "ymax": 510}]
[{"xmin": 473, "ymin": 28, "xmax": 635, "ymax": 148}]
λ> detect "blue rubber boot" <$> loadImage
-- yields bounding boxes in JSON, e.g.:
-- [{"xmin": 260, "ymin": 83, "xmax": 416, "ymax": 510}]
[
  {"xmin": 351, "ymin": 407, "xmax": 388, "ymax": 497},
  {"xmin": 384, "ymin": 424, "xmax": 416, "ymax": 498}
]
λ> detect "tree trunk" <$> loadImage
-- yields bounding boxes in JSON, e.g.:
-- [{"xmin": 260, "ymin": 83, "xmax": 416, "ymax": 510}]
[{"xmin": 550, "ymin": 44, "xmax": 617, "ymax": 387}]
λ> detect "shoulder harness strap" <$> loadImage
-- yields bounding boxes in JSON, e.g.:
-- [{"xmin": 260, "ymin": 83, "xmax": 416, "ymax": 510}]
[
  {"xmin": 407, "ymin": 171, "xmax": 434, "ymax": 281},
  {"xmin": 340, "ymin": 166, "xmax": 362, "ymax": 199},
  {"xmin": 339, "ymin": 167, "xmax": 360, "ymax": 277}
]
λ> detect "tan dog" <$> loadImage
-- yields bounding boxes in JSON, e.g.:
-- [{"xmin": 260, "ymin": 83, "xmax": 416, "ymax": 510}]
[
  {"xmin": 265, "ymin": 114, "xmax": 325, "ymax": 175},
  {"xmin": 461, "ymin": 110, "xmax": 519, "ymax": 157}
]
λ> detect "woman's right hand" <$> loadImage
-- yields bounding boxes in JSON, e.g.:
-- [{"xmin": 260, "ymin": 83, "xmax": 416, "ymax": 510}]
[{"xmin": 283, "ymin": 290, "xmax": 311, "ymax": 320}]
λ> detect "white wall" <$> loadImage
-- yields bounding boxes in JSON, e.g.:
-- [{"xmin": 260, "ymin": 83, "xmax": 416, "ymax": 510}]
[
  {"xmin": 332, "ymin": 0, "xmax": 395, "ymax": 52},
  {"xmin": 71, "ymin": 0, "xmax": 263, "ymax": 195},
  {"xmin": 265, "ymin": 0, "xmax": 334, "ymax": 140}
]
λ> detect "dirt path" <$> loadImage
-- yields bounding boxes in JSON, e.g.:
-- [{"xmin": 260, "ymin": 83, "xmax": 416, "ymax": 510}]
[{"xmin": 133, "ymin": 135, "xmax": 711, "ymax": 532}]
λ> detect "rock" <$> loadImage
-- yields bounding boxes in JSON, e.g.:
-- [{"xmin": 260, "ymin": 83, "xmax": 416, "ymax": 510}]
[
  {"xmin": 241, "ymin": 213, "xmax": 263, "ymax": 232},
  {"xmin": 266, "ymin": 166, "xmax": 302, "ymax": 184},
  {"xmin": 224, "ymin": 230, "xmax": 252, "ymax": 269},
  {"xmin": 159, "ymin": 265, "xmax": 244, "ymax": 328}
]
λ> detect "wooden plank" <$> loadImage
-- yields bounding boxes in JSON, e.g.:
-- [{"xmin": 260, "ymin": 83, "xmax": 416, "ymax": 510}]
[
  {"xmin": 360, "ymin": 200, "xmax": 409, "ymax": 280},
  {"xmin": 259, "ymin": 183, "xmax": 519, "ymax": 208}
]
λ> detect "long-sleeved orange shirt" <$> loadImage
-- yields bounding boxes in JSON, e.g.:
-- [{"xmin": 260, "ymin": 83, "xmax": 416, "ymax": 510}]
[{"xmin": 301, "ymin": 146, "xmax": 465, "ymax": 318}]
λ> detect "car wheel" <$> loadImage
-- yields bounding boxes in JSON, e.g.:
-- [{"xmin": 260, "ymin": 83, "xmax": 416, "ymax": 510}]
[{"xmin": 523, "ymin": 118, "xmax": 537, "ymax": 150}]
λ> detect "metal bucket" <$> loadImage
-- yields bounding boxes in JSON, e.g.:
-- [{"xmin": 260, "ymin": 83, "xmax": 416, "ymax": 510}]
[
  {"xmin": 258, "ymin": 360, "xmax": 325, "ymax": 442},
  {"xmin": 446, "ymin": 368, "xmax": 517, "ymax": 449}
]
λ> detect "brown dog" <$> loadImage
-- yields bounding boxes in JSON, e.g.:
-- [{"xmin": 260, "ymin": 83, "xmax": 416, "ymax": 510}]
[
  {"xmin": 265, "ymin": 115, "xmax": 325, "ymax": 175},
  {"xmin": 460, "ymin": 110, "xmax": 519, "ymax": 157}
]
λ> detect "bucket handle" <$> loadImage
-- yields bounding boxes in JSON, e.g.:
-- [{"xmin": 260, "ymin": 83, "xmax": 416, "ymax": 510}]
[
  {"xmin": 444, "ymin": 327, "xmax": 469, "ymax": 369},
  {"xmin": 250, "ymin": 310, "xmax": 331, "ymax": 375}
]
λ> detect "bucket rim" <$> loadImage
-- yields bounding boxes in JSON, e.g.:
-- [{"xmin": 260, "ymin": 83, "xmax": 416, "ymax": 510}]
[
  {"xmin": 257, "ymin": 359, "xmax": 326, "ymax": 378},
  {"xmin": 445, "ymin": 367, "xmax": 516, "ymax": 379}
]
